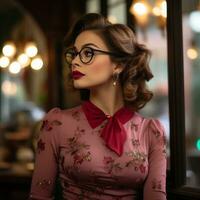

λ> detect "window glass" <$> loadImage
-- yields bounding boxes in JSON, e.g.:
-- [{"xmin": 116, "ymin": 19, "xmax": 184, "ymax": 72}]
[
  {"xmin": 129, "ymin": 0, "xmax": 169, "ymax": 167},
  {"xmin": 108, "ymin": 0, "xmax": 126, "ymax": 24},
  {"xmin": 182, "ymin": 0, "xmax": 200, "ymax": 187},
  {"xmin": 86, "ymin": 0, "xmax": 100, "ymax": 13}
]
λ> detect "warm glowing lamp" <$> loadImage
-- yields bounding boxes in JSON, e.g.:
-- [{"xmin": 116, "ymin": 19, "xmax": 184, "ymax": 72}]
[
  {"xmin": 129, "ymin": 0, "xmax": 151, "ymax": 27},
  {"xmin": 9, "ymin": 61, "xmax": 21, "ymax": 74},
  {"xmin": 31, "ymin": 56, "xmax": 43, "ymax": 70},
  {"xmin": 187, "ymin": 48, "xmax": 198, "ymax": 60},
  {"xmin": 17, "ymin": 53, "xmax": 31, "ymax": 67},
  {"xmin": 25, "ymin": 42, "xmax": 38, "ymax": 58},
  {"xmin": 2, "ymin": 42, "xmax": 16, "ymax": 57},
  {"xmin": 0, "ymin": 56, "xmax": 10, "ymax": 68}
]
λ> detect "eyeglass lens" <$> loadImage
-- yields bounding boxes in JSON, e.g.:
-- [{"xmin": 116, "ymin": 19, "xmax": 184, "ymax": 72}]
[{"xmin": 65, "ymin": 47, "xmax": 94, "ymax": 65}]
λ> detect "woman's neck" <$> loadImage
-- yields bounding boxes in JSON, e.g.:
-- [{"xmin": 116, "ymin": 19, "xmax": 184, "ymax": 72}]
[{"xmin": 89, "ymin": 82, "xmax": 124, "ymax": 116}]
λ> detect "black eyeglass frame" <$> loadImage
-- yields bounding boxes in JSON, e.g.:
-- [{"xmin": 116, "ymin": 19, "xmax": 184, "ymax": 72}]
[{"xmin": 64, "ymin": 46, "xmax": 127, "ymax": 65}]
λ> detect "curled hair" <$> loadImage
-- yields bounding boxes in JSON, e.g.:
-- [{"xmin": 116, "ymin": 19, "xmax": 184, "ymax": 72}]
[{"xmin": 64, "ymin": 13, "xmax": 153, "ymax": 111}]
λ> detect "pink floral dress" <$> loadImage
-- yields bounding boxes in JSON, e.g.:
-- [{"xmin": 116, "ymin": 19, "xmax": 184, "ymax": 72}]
[{"xmin": 29, "ymin": 101, "xmax": 167, "ymax": 200}]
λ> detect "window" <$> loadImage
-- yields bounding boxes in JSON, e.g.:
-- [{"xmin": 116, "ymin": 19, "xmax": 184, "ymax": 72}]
[
  {"xmin": 135, "ymin": 1, "xmax": 169, "ymax": 164},
  {"xmin": 182, "ymin": 0, "xmax": 200, "ymax": 187},
  {"xmin": 167, "ymin": 0, "xmax": 200, "ymax": 198},
  {"xmin": 107, "ymin": 0, "xmax": 126, "ymax": 24},
  {"xmin": 86, "ymin": 0, "xmax": 100, "ymax": 13}
]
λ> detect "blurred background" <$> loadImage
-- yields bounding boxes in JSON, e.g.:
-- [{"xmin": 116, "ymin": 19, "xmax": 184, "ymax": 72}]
[{"xmin": 0, "ymin": 0, "xmax": 200, "ymax": 199}]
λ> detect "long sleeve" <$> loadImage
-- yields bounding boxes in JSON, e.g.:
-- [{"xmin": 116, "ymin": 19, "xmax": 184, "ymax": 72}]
[
  {"xmin": 29, "ymin": 108, "xmax": 62, "ymax": 200},
  {"xmin": 143, "ymin": 119, "xmax": 167, "ymax": 200}
]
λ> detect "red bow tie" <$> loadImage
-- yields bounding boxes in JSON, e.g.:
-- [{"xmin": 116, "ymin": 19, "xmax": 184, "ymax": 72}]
[{"xmin": 82, "ymin": 100, "xmax": 134, "ymax": 156}]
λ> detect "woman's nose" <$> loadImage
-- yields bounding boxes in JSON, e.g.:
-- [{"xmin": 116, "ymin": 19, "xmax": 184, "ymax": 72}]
[
  {"xmin": 71, "ymin": 56, "xmax": 81, "ymax": 69},
  {"xmin": 71, "ymin": 54, "xmax": 81, "ymax": 66}
]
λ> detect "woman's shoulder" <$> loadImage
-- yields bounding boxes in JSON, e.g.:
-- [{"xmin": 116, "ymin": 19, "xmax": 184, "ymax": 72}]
[
  {"xmin": 44, "ymin": 104, "xmax": 83, "ymax": 122},
  {"xmin": 62, "ymin": 104, "xmax": 82, "ymax": 114},
  {"xmin": 134, "ymin": 114, "xmax": 166, "ymax": 148},
  {"xmin": 133, "ymin": 112, "xmax": 165, "ymax": 133},
  {"xmin": 139, "ymin": 114, "xmax": 166, "ymax": 143},
  {"xmin": 145, "ymin": 117, "xmax": 165, "ymax": 133}
]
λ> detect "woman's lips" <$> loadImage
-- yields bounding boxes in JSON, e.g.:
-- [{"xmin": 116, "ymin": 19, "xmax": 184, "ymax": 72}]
[{"xmin": 72, "ymin": 70, "xmax": 85, "ymax": 80}]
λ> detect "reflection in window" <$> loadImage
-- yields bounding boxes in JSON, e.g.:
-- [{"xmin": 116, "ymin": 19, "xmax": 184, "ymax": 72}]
[
  {"xmin": 86, "ymin": 0, "xmax": 100, "ymax": 13},
  {"xmin": 86, "ymin": 0, "xmax": 126, "ymax": 24},
  {"xmin": 182, "ymin": 0, "xmax": 200, "ymax": 187},
  {"xmin": 130, "ymin": 0, "xmax": 169, "ymax": 166},
  {"xmin": 108, "ymin": 0, "xmax": 126, "ymax": 24}
]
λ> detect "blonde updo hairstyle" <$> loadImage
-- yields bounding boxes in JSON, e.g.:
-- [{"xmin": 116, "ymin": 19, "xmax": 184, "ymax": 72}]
[{"xmin": 64, "ymin": 13, "xmax": 153, "ymax": 111}]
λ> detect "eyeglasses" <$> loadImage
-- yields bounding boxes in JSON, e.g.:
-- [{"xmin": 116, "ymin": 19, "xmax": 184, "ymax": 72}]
[{"xmin": 64, "ymin": 46, "xmax": 125, "ymax": 65}]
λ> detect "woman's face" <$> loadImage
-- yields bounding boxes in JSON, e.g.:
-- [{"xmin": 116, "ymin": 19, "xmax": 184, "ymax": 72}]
[{"xmin": 71, "ymin": 30, "xmax": 116, "ymax": 89}]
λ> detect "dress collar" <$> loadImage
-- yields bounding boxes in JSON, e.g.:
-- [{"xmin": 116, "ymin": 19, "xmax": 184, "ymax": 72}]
[{"xmin": 82, "ymin": 100, "xmax": 134, "ymax": 156}]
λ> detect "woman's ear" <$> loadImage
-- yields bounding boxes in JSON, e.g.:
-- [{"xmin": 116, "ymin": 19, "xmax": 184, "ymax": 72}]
[{"xmin": 113, "ymin": 63, "xmax": 123, "ymax": 74}]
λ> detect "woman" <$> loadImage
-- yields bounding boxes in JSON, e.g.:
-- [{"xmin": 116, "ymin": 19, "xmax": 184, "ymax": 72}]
[{"xmin": 29, "ymin": 13, "xmax": 167, "ymax": 200}]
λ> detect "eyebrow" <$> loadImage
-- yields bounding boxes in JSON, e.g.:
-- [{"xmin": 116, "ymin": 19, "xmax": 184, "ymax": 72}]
[{"xmin": 75, "ymin": 43, "xmax": 100, "ymax": 50}]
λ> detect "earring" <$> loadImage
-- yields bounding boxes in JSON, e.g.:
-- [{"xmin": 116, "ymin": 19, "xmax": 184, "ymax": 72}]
[{"xmin": 113, "ymin": 72, "xmax": 119, "ymax": 86}]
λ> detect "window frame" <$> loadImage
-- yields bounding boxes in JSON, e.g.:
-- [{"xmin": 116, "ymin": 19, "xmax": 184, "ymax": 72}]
[{"xmin": 167, "ymin": 0, "xmax": 200, "ymax": 199}]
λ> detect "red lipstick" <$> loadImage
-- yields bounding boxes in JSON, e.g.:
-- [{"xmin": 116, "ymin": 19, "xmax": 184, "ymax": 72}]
[{"xmin": 72, "ymin": 70, "xmax": 85, "ymax": 80}]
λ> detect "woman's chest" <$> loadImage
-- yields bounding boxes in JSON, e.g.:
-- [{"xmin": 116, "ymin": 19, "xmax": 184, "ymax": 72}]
[{"xmin": 58, "ymin": 122, "xmax": 149, "ymax": 187}]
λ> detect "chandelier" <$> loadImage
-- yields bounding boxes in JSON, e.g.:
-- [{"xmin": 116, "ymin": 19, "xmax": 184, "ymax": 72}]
[{"xmin": 0, "ymin": 41, "xmax": 44, "ymax": 74}]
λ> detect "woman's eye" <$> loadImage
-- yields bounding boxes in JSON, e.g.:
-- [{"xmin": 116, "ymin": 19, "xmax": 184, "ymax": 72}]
[
  {"xmin": 66, "ymin": 50, "xmax": 76, "ymax": 59},
  {"xmin": 83, "ymin": 50, "xmax": 93, "ymax": 57}
]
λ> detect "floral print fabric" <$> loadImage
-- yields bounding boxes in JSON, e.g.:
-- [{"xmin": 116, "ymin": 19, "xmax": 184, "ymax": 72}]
[{"xmin": 29, "ymin": 104, "xmax": 167, "ymax": 200}]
